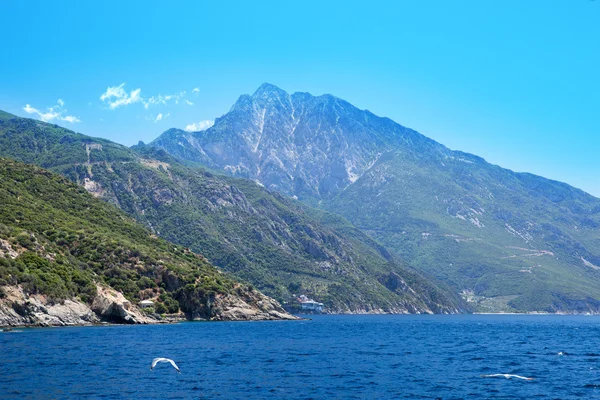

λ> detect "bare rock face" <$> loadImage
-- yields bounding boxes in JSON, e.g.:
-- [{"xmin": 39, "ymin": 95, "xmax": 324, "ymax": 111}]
[
  {"xmin": 0, "ymin": 286, "xmax": 99, "ymax": 327},
  {"xmin": 0, "ymin": 239, "xmax": 20, "ymax": 259},
  {"xmin": 210, "ymin": 289, "xmax": 298, "ymax": 321},
  {"xmin": 0, "ymin": 283, "xmax": 297, "ymax": 327},
  {"xmin": 90, "ymin": 285, "xmax": 156, "ymax": 324},
  {"xmin": 0, "ymin": 285, "xmax": 158, "ymax": 327}
]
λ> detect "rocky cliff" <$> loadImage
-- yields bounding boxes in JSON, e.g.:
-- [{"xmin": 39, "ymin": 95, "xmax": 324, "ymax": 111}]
[
  {"xmin": 0, "ymin": 283, "xmax": 296, "ymax": 327},
  {"xmin": 0, "ymin": 285, "xmax": 154, "ymax": 327}
]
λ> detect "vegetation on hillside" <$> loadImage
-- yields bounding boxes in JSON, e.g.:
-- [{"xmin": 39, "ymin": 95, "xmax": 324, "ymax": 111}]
[
  {"xmin": 0, "ymin": 158, "xmax": 248, "ymax": 318},
  {"xmin": 0, "ymin": 110, "xmax": 463, "ymax": 313},
  {"xmin": 325, "ymin": 149, "xmax": 600, "ymax": 312}
]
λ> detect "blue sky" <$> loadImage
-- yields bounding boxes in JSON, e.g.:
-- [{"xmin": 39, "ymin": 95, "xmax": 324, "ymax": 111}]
[{"xmin": 1, "ymin": 0, "xmax": 599, "ymax": 195}]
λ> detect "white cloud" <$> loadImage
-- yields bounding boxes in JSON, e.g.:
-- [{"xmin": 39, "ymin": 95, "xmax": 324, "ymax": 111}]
[
  {"xmin": 192, "ymin": 87, "xmax": 200, "ymax": 94},
  {"xmin": 23, "ymin": 100, "xmax": 81, "ymax": 123},
  {"xmin": 62, "ymin": 115, "xmax": 80, "ymax": 123},
  {"xmin": 23, "ymin": 104, "xmax": 37, "ymax": 114},
  {"xmin": 143, "ymin": 91, "xmax": 186, "ymax": 109},
  {"xmin": 100, "ymin": 83, "xmax": 142, "ymax": 109},
  {"xmin": 143, "ymin": 96, "xmax": 163, "ymax": 109},
  {"xmin": 99, "ymin": 83, "xmax": 198, "ymax": 112},
  {"xmin": 149, "ymin": 112, "xmax": 170, "ymax": 123},
  {"xmin": 185, "ymin": 120, "xmax": 214, "ymax": 132}
]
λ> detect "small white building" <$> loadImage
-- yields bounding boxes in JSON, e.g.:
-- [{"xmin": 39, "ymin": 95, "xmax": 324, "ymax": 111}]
[
  {"xmin": 140, "ymin": 300, "xmax": 155, "ymax": 308},
  {"xmin": 298, "ymin": 295, "xmax": 324, "ymax": 312},
  {"xmin": 301, "ymin": 300, "xmax": 324, "ymax": 312}
]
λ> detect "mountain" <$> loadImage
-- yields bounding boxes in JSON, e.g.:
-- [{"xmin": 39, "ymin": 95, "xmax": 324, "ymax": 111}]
[
  {"xmin": 0, "ymin": 110, "xmax": 462, "ymax": 314},
  {"xmin": 150, "ymin": 83, "xmax": 421, "ymax": 206},
  {"xmin": 0, "ymin": 158, "xmax": 294, "ymax": 326},
  {"xmin": 149, "ymin": 83, "xmax": 600, "ymax": 313}
]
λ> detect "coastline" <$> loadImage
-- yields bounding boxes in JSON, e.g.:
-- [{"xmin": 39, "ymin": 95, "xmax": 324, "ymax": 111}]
[
  {"xmin": 0, "ymin": 316, "xmax": 308, "ymax": 330},
  {"xmin": 0, "ymin": 284, "xmax": 298, "ymax": 328},
  {"xmin": 6, "ymin": 310, "xmax": 600, "ymax": 330}
]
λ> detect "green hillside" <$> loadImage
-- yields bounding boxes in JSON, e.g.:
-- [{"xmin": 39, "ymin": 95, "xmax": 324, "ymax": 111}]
[
  {"xmin": 0, "ymin": 111, "xmax": 463, "ymax": 313},
  {"xmin": 326, "ymin": 150, "xmax": 600, "ymax": 312},
  {"xmin": 0, "ymin": 157, "xmax": 277, "ymax": 320}
]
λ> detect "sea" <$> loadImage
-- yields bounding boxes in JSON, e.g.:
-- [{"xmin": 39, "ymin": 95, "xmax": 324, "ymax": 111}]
[{"xmin": 2, "ymin": 314, "xmax": 600, "ymax": 399}]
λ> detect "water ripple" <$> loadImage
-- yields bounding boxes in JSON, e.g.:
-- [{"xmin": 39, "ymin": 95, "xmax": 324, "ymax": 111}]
[{"xmin": 2, "ymin": 315, "xmax": 600, "ymax": 399}]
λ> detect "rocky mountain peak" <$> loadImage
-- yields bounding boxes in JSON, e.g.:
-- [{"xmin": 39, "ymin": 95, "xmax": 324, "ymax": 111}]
[
  {"xmin": 252, "ymin": 82, "xmax": 289, "ymax": 100},
  {"xmin": 229, "ymin": 83, "xmax": 293, "ymax": 115},
  {"xmin": 229, "ymin": 94, "xmax": 253, "ymax": 113},
  {"xmin": 151, "ymin": 84, "xmax": 424, "ymax": 203}
]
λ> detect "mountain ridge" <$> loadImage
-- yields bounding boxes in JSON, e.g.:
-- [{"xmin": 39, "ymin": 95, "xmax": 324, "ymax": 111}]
[
  {"xmin": 149, "ymin": 83, "xmax": 600, "ymax": 313},
  {"xmin": 156, "ymin": 83, "xmax": 596, "ymax": 203},
  {"xmin": 0, "ymin": 109, "xmax": 464, "ymax": 314}
]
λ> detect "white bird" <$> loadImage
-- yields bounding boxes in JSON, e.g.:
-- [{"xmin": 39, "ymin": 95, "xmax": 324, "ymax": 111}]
[
  {"xmin": 482, "ymin": 374, "xmax": 534, "ymax": 381},
  {"xmin": 151, "ymin": 358, "xmax": 181, "ymax": 373}
]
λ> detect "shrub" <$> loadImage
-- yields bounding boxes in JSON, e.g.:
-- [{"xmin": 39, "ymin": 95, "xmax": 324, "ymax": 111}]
[
  {"xmin": 141, "ymin": 306, "xmax": 155, "ymax": 315},
  {"xmin": 16, "ymin": 232, "xmax": 34, "ymax": 249},
  {"xmin": 155, "ymin": 302, "xmax": 168, "ymax": 314},
  {"xmin": 137, "ymin": 276, "xmax": 155, "ymax": 290}
]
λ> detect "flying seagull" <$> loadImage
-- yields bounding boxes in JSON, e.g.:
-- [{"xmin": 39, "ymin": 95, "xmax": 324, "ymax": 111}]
[
  {"xmin": 151, "ymin": 358, "xmax": 181, "ymax": 373},
  {"xmin": 481, "ymin": 374, "xmax": 534, "ymax": 381}
]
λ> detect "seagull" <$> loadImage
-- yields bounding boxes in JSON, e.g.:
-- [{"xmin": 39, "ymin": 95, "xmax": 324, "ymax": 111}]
[
  {"xmin": 482, "ymin": 374, "xmax": 534, "ymax": 381},
  {"xmin": 151, "ymin": 358, "xmax": 181, "ymax": 373}
]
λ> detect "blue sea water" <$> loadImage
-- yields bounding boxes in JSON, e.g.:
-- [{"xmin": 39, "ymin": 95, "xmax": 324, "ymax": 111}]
[{"xmin": 2, "ymin": 315, "xmax": 600, "ymax": 399}]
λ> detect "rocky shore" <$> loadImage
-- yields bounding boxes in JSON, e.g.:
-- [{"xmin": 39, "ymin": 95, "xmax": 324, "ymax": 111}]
[
  {"xmin": 208, "ymin": 290, "xmax": 298, "ymax": 321},
  {"xmin": 0, "ymin": 284, "xmax": 297, "ymax": 328}
]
